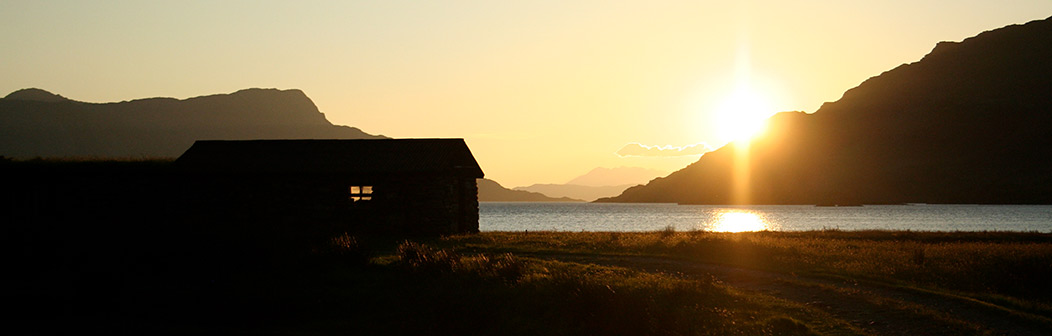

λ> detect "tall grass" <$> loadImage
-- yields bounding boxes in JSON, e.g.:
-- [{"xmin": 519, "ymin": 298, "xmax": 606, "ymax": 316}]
[
  {"xmin": 395, "ymin": 241, "xmax": 526, "ymax": 282},
  {"xmin": 447, "ymin": 231, "xmax": 1052, "ymax": 306},
  {"xmin": 381, "ymin": 241, "xmax": 821, "ymax": 335}
]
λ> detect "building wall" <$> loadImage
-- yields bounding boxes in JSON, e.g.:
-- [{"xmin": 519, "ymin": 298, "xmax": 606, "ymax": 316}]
[
  {"xmin": 458, "ymin": 177, "xmax": 480, "ymax": 233},
  {"xmin": 373, "ymin": 175, "xmax": 477, "ymax": 235},
  {"xmin": 177, "ymin": 171, "xmax": 480, "ymax": 236}
]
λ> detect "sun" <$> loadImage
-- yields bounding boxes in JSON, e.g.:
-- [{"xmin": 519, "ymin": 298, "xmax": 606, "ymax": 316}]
[{"xmin": 715, "ymin": 84, "xmax": 774, "ymax": 143}]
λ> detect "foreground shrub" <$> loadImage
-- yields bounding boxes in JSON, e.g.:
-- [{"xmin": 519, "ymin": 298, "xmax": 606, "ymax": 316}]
[
  {"xmin": 311, "ymin": 233, "xmax": 371, "ymax": 267},
  {"xmin": 396, "ymin": 241, "xmax": 526, "ymax": 282}
]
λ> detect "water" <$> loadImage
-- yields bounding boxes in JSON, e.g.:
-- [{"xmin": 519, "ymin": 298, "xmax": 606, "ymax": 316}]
[{"xmin": 480, "ymin": 203, "xmax": 1052, "ymax": 232}]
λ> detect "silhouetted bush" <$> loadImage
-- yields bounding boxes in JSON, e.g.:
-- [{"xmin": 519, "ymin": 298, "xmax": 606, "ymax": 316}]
[
  {"xmin": 395, "ymin": 241, "xmax": 526, "ymax": 283},
  {"xmin": 396, "ymin": 241, "xmax": 460, "ymax": 273},
  {"xmin": 311, "ymin": 233, "xmax": 371, "ymax": 267},
  {"xmin": 659, "ymin": 225, "xmax": 676, "ymax": 238}
]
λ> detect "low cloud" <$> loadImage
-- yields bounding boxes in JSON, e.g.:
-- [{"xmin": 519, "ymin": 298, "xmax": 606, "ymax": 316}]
[{"xmin": 616, "ymin": 142, "xmax": 715, "ymax": 157}]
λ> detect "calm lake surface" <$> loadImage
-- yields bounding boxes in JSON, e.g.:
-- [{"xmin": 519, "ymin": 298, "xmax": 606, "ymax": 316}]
[{"xmin": 480, "ymin": 203, "xmax": 1052, "ymax": 232}]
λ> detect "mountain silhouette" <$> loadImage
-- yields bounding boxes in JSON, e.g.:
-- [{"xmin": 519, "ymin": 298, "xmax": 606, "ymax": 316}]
[
  {"xmin": 514, "ymin": 183, "xmax": 636, "ymax": 202},
  {"xmin": 477, "ymin": 178, "xmax": 583, "ymax": 202},
  {"xmin": 600, "ymin": 16, "xmax": 1052, "ymax": 205},
  {"xmin": 5, "ymin": 88, "xmax": 72, "ymax": 103},
  {"xmin": 513, "ymin": 167, "xmax": 665, "ymax": 201},
  {"xmin": 0, "ymin": 88, "xmax": 384, "ymax": 158},
  {"xmin": 566, "ymin": 166, "xmax": 666, "ymax": 186}
]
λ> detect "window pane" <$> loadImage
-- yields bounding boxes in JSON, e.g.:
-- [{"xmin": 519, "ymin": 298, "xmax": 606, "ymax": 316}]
[
  {"xmin": 351, "ymin": 196, "xmax": 361, "ymax": 201},
  {"xmin": 361, "ymin": 196, "xmax": 372, "ymax": 201},
  {"xmin": 363, "ymin": 186, "xmax": 373, "ymax": 194},
  {"xmin": 350, "ymin": 186, "xmax": 361, "ymax": 194}
]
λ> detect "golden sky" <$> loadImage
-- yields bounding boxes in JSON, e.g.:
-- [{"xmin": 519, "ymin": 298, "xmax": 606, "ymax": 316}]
[{"xmin": 3, "ymin": 1, "xmax": 1050, "ymax": 187}]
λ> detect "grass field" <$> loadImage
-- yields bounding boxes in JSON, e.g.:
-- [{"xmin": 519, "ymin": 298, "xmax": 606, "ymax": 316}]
[
  {"xmin": 7, "ymin": 230, "xmax": 1052, "ymax": 335},
  {"xmin": 448, "ymin": 230, "xmax": 1052, "ymax": 305},
  {"xmin": 429, "ymin": 230, "xmax": 1052, "ymax": 335}
]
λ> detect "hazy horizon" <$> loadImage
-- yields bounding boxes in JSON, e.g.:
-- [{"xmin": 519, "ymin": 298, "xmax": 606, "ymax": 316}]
[{"xmin": 3, "ymin": 1, "xmax": 1051, "ymax": 187}]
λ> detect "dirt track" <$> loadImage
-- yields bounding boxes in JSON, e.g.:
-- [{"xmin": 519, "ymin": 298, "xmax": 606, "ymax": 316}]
[{"xmin": 532, "ymin": 253, "xmax": 1052, "ymax": 335}]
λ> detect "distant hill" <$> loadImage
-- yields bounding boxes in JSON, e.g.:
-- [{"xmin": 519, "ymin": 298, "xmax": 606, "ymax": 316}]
[
  {"xmin": 5, "ymin": 88, "xmax": 71, "ymax": 103},
  {"xmin": 514, "ymin": 183, "xmax": 635, "ymax": 202},
  {"xmin": 511, "ymin": 166, "xmax": 663, "ymax": 201},
  {"xmin": 477, "ymin": 178, "xmax": 583, "ymax": 202},
  {"xmin": 600, "ymin": 16, "xmax": 1052, "ymax": 205},
  {"xmin": 566, "ymin": 166, "xmax": 665, "ymax": 186},
  {"xmin": 0, "ymin": 88, "xmax": 385, "ymax": 158}
]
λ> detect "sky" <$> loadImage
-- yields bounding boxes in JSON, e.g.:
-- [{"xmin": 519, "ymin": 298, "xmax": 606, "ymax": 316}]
[{"xmin": 3, "ymin": 1, "xmax": 1051, "ymax": 187}]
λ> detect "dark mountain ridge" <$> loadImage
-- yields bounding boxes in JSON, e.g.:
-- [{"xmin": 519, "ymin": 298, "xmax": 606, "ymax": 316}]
[
  {"xmin": 514, "ymin": 183, "xmax": 636, "ymax": 202},
  {"xmin": 599, "ymin": 16, "xmax": 1052, "ymax": 205},
  {"xmin": 5, "ymin": 88, "xmax": 72, "ymax": 102},
  {"xmin": 0, "ymin": 88, "xmax": 384, "ymax": 158},
  {"xmin": 477, "ymin": 178, "xmax": 583, "ymax": 202}
]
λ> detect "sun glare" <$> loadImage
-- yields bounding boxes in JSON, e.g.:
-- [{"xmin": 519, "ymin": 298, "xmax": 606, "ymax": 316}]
[
  {"xmin": 707, "ymin": 210, "xmax": 770, "ymax": 232},
  {"xmin": 716, "ymin": 85, "xmax": 774, "ymax": 143}
]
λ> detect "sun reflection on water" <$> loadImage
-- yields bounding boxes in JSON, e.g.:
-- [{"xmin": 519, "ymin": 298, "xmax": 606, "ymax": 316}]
[{"xmin": 707, "ymin": 211, "xmax": 771, "ymax": 232}]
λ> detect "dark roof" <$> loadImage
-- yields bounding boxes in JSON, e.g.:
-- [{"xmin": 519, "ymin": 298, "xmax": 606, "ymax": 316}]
[{"xmin": 175, "ymin": 139, "xmax": 484, "ymax": 177}]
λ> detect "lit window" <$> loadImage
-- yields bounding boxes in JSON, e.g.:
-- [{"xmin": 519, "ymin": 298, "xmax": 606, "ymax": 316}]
[{"xmin": 349, "ymin": 185, "xmax": 373, "ymax": 201}]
